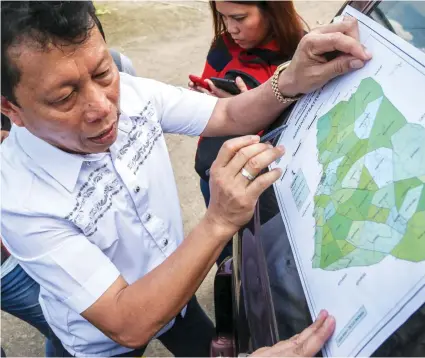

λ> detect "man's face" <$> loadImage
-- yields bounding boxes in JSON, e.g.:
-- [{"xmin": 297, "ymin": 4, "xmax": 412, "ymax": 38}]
[{"xmin": 3, "ymin": 27, "xmax": 120, "ymax": 154}]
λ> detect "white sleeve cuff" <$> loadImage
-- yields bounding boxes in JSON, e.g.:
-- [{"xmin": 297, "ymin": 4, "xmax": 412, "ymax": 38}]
[{"xmin": 64, "ymin": 260, "xmax": 121, "ymax": 314}]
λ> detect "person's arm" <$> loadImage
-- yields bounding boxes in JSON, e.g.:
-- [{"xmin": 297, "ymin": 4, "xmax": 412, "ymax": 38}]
[
  {"xmin": 2, "ymin": 135, "xmax": 281, "ymax": 349},
  {"xmin": 201, "ymin": 17, "xmax": 372, "ymax": 137},
  {"xmin": 79, "ymin": 136, "xmax": 284, "ymax": 348},
  {"xmin": 82, "ymin": 215, "xmax": 230, "ymax": 348}
]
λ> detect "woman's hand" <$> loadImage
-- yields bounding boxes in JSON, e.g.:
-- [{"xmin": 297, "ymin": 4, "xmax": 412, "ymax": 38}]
[
  {"xmin": 188, "ymin": 80, "xmax": 203, "ymax": 92},
  {"xmin": 188, "ymin": 77, "xmax": 248, "ymax": 98},
  {"xmin": 206, "ymin": 77, "xmax": 249, "ymax": 98}
]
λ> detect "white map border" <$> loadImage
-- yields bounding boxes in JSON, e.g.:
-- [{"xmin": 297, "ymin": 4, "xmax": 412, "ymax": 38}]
[{"xmin": 271, "ymin": 5, "xmax": 425, "ymax": 357}]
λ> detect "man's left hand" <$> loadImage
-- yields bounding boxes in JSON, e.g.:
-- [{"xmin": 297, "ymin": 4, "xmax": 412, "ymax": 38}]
[
  {"xmin": 251, "ymin": 310, "xmax": 335, "ymax": 357},
  {"xmin": 279, "ymin": 16, "xmax": 372, "ymax": 97}
]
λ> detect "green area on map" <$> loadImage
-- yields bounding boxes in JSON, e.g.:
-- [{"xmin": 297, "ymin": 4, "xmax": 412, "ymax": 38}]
[{"xmin": 313, "ymin": 77, "xmax": 425, "ymax": 270}]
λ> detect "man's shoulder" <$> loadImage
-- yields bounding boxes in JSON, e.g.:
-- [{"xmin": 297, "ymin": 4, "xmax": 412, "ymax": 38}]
[
  {"xmin": 1, "ymin": 130, "xmax": 72, "ymax": 219},
  {"xmin": 2, "ymin": 131, "xmax": 36, "ymax": 212},
  {"xmin": 119, "ymin": 73, "xmax": 166, "ymax": 114},
  {"xmin": 2, "ymin": 136, "xmax": 76, "ymax": 258}
]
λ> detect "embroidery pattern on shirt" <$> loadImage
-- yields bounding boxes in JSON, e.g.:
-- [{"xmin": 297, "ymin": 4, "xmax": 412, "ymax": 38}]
[
  {"xmin": 65, "ymin": 164, "xmax": 123, "ymax": 237},
  {"xmin": 129, "ymin": 124, "xmax": 162, "ymax": 175},
  {"xmin": 117, "ymin": 101, "xmax": 155, "ymax": 160},
  {"xmin": 117, "ymin": 102, "xmax": 163, "ymax": 175}
]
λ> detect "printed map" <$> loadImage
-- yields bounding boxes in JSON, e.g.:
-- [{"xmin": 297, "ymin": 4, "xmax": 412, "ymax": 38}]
[{"xmin": 313, "ymin": 77, "xmax": 425, "ymax": 270}]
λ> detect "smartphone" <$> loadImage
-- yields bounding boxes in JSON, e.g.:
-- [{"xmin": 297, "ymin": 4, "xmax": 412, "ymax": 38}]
[
  {"xmin": 210, "ymin": 77, "xmax": 241, "ymax": 95},
  {"xmin": 189, "ymin": 75, "xmax": 210, "ymax": 90}
]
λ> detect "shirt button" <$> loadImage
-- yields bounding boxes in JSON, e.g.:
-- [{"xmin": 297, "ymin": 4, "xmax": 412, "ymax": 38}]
[
  {"xmin": 134, "ymin": 186, "xmax": 140, "ymax": 193},
  {"xmin": 162, "ymin": 239, "xmax": 168, "ymax": 247},
  {"xmin": 145, "ymin": 213, "xmax": 151, "ymax": 222}
]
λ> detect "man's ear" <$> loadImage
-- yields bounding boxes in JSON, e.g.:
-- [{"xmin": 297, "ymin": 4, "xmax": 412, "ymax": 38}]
[{"xmin": 1, "ymin": 96, "xmax": 25, "ymax": 127}]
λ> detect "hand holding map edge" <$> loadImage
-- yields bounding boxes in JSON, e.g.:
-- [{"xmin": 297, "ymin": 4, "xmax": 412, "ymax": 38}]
[
  {"xmin": 251, "ymin": 310, "xmax": 336, "ymax": 357},
  {"xmin": 279, "ymin": 17, "xmax": 373, "ymax": 98}
]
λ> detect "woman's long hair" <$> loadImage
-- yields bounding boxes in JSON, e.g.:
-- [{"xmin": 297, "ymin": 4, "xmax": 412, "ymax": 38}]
[{"xmin": 209, "ymin": 1, "xmax": 307, "ymax": 59}]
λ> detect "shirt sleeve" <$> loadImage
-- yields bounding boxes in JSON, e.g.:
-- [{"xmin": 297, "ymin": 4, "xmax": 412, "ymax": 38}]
[
  {"xmin": 1, "ymin": 213, "xmax": 121, "ymax": 314},
  {"xmin": 153, "ymin": 84, "xmax": 218, "ymax": 136},
  {"xmin": 120, "ymin": 74, "xmax": 218, "ymax": 136}
]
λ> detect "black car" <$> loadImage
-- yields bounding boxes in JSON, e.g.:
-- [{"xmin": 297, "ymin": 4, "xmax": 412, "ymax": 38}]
[{"xmin": 211, "ymin": 1, "xmax": 425, "ymax": 356}]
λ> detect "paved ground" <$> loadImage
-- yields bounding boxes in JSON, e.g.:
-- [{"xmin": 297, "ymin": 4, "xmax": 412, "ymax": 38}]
[{"xmin": 1, "ymin": 1, "xmax": 342, "ymax": 356}]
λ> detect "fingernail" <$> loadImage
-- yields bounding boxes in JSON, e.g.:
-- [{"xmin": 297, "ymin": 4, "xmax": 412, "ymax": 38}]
[
  {"xmin": 364, "ymin": 48, "xmax": 372, "ymax": 59},
  {"xmin": 324, "ymin": 315, "xmax": 335, "ymax": 328},
  {"xmin": 277, "ymin": 145, "xmax": 285, "ymax": 152},
  {"xmin": 251, "ymin": 135, "xmax": 260, "ymax": 141},
  {"xmin": 350, "ymin": 59, "xmax": 364, "ymax": 69},
  {"xmin": 268, "ymin": 144, "xmax": 274, "ymax": 149},
  {"xmin": 317, "ymin": 309, "xmax": 327, "ymax": 320}
]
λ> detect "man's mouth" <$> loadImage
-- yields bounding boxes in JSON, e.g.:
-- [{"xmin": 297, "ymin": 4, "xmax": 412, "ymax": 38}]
[{"xmin": 88, "ymin": 121, "xmax": 117, "ymax": 145}]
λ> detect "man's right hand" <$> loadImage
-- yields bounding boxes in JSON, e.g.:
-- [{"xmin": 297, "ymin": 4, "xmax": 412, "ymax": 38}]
[
  {"xmin": 279, "ymin": 17, "xmax": 372, "ymax": 98},
  {"xmin": 205, "ymin": 135, "xmax": 284, "ymax": 237},
  {"xmin": 251, "ymin": 310, "xmax": 336, "ymax": 357}
]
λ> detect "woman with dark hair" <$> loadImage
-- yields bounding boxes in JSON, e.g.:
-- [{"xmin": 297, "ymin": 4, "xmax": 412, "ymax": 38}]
[
  {"xmin": 190, "ymin": 1, "xmax": 307, "ymax": 96},
  {"xmin": 191, "ymin": 1, "xmax": 307, "ymax": 264}
]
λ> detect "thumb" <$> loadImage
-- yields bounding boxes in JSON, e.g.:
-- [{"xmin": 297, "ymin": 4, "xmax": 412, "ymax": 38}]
[
  {"xmin": 321, "ymin": 55, "xmax": 365, "ymax": 80},
  {"xmin": 236, "ymin": 76, "xmax": 248, "ymax": 93}
]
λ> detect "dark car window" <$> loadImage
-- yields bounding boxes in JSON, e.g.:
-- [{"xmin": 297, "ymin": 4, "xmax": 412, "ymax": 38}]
[{"xmin": 367, "ymin": 1, "xmax": 425, "ymax": 53}]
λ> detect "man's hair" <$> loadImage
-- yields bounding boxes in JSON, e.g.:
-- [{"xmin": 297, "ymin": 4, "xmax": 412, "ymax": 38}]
[{"xmin": 1, "ymin": 1, "xmax": 105, "ymax": 105}]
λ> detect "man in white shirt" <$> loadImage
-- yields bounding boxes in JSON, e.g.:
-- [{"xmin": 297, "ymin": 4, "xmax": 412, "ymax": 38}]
[
  {"xmin": 0, "ymin": 1, "xmax": 371, "ymax": 357},
  {"xmin": 1, "ymin": 49, "xmax": 137, "ymax": 358}
]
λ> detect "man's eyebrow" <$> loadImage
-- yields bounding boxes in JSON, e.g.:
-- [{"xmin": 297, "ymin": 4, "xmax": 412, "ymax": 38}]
[
  {"xmin": 45, "ymin": 78, "xmax": 79, "ymax": 93},
  {"xmin": 49, "ymin": 55, "xmax": 108, "ymax": 90},
  {"xmin": 92, "ymin": 54, "xmax": 108, "ymax": 73}
]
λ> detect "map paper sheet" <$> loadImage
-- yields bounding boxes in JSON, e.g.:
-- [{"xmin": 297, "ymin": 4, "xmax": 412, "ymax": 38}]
[{"xmin": 270, "ymin": 6, "xmax": 425, "ymax": 357}]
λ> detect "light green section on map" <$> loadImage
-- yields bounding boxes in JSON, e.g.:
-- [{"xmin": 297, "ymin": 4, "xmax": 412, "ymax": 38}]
[
  {"xmin": 313, "ymin": 77, "xmax": 425, "ymax": 270},
  {"xmin": 392, "ymin": 125, "xmax": 425, "ymax": 181},
  {"xmin": 391, "ymin": 212, "xmax": 425, "ymax": 262}
]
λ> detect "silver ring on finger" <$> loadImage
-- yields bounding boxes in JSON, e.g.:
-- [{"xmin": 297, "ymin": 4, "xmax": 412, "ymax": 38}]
[{"xmin": 240, "ymin": 168, "xmax": 256, "ymax": 181}]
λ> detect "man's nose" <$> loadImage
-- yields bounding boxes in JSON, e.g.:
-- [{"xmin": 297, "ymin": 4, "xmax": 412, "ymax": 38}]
[{"xmin": 84, "ymin": 86, "xmax": 111, "ymax": 123}]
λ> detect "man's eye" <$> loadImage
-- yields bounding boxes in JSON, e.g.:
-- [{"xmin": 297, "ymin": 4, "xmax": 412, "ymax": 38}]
[
  {"xmin": 95, "ymin": 69, "xmax": 110, "ymax": 78},
  {"xmin": 234, "ymin": 16, "xmax": 246, "ymax": 22},
  {"xmin": 56, "ymin": 91, "xmax": 74, "ymax": 103}
]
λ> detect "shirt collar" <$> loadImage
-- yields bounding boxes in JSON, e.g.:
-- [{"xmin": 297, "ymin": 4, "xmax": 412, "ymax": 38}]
[
  {"xmin": 14, "ymin": 114, "xmax": 133, "ymax": 192},
  {"xmin": 15, "ymin": 126, "xmax": 86, "ymax": 192}
]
